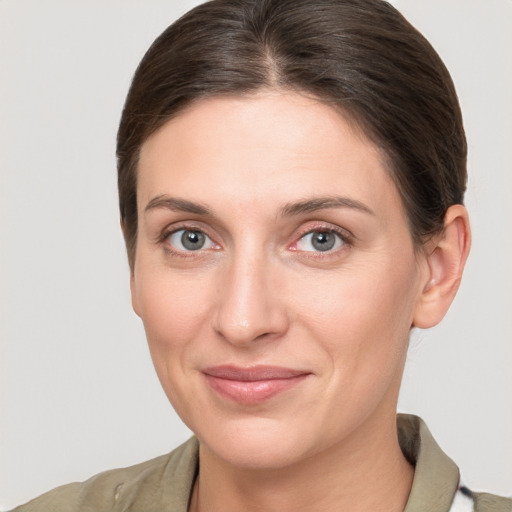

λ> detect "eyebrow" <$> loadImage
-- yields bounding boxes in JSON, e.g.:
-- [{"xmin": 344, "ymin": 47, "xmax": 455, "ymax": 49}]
[
  {"xmin": 144, "ymin": 195, "xmax": 212, "ymax": 216},
  {"xmin": 144, "ymin": 194, "xmax": 374, "ymax": 218},
  {"xmin": 279, "ymin": 196, "xmax": 375, "ymax": 217}
]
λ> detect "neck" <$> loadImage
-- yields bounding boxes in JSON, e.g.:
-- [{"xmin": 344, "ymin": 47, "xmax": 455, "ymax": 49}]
[{"xmin": 190, "ymin": 411, "xmax": 414, "ymax": 512}]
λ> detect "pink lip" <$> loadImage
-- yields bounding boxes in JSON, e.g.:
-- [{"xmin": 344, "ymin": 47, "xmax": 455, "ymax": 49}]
[{"xmin": 203, "ymin": 365, "xmax": 310, "ymax": 405}]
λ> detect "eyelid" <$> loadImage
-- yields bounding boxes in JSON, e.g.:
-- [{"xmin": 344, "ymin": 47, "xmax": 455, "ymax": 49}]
[
  {"xmin": 158, "ymin": 222, "xmax": 222, "ymax": 256},
  {"xmin": 157, "ymin": 221, "xmax": 215, "ymax": 243},
  {"xmin": 288, "ymin": 222, "xmax": 354, "ymax": 253},
  {"xmin": 296, "ymin": 231, "xmax": 343, "ymax": 252},
  {"xmin": 168, "ymin": 229, "xmax": 216, "ymax": 251},
  {"xmin": 293, "ymin": 221, "xmax": 353, "ymax": 242},
  {"xmin": 155, "ymin": 220, "xmax": 353, "ymax": 258}
]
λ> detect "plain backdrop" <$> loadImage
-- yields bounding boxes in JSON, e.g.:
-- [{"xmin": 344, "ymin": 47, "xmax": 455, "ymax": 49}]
[{"xmin": 1, "ymin": 0, "xmax": 511, "ymax": 508}]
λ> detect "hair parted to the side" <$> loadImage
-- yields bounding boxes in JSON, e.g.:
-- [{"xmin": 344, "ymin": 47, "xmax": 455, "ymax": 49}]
[{"xmin": 117, "ymin": 0, "xmax": 467, "ymax": 270}]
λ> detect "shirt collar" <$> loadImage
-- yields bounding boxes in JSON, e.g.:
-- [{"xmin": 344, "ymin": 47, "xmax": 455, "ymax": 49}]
[{"xmin": 399, "ymin": 414, "xmax": 460, "ymax": 512}]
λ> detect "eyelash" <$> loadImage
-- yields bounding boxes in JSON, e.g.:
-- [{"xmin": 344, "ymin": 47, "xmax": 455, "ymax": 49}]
[
  {"xmin": 290, "ymin": 224, "xmax": 353, "ymax": 257},
  {"xmin": 158, "ymin": 224, "xmax": 219, "ymax": 259},
  {"xmin": 157, "ymin": 222, "xmax": 353, "ymax": 259}
]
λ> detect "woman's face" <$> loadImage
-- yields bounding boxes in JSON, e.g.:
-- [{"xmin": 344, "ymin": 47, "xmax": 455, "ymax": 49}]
[{"xmin": 132, "ymin": 91, "xmax": 430, "ymax": 469}]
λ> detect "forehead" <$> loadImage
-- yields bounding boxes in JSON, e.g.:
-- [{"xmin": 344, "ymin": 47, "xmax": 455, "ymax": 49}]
[{"xmin": 137, "ymin": 91, "xmax": 402, "ymax": 219}]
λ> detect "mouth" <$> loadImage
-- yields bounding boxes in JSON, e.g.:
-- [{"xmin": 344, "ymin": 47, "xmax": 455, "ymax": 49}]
[{"xmin": 202, "ymin": 365, "xmax": 311, "ymax": 405}]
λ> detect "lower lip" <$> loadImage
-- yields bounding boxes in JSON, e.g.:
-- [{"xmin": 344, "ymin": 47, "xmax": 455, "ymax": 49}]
[{"xmin": 204, "ymin": 374, "xmax": 309, "ymax": 405}]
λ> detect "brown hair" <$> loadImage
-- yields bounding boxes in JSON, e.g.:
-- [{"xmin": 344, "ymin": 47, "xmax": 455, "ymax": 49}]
[{"xmin": 117, "ymin": 0, "xmax": 467, "ymax": 269}]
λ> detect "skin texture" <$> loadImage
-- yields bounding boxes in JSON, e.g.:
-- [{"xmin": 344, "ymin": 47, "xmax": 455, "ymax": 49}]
[{"xmin": 130, "ymin": 91, "xmax": 470, "ymax": 512}]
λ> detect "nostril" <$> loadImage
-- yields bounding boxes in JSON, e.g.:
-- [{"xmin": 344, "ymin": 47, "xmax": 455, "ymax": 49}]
[
  {"xmin": 255, "ymin": 332, "xmax": 273, "ymax": 341},
  {"xmin": 213, "ymin": 322, "xmax": 281, "ymax": 346}
]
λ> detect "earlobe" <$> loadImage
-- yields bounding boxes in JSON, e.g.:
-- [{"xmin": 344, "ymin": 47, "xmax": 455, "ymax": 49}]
[
  {"xmin": 413, "ymin": 204, "xmax": 471, "ymax": 329},
  {"xmin": 130, "ymin": 271, "xmax": 142, "ymax": 318}
]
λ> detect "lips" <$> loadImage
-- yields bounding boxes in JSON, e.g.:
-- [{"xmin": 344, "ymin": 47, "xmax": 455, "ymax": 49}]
[{"xmin": 202, "ymin": 365, "xmax": 310, "ymax": 405}]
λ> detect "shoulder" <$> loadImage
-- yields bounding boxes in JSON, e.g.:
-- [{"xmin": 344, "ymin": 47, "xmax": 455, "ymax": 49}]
[
  {"xmin": 450, "ymin": 486, "xmax": 512, "ymax": 512},
  {"xmin": 9, "ymin": 437, "xmax": 199, "ymax": 512},
  {"xmin": 397, "ymin": 415, "xmax": 511, "ymax": 512},
  {"xmin": 472, "ymin": 491, "xmax": 512, "ymax": 512}
]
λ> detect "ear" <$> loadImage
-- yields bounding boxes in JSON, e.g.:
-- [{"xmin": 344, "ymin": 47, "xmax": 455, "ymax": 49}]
[
  {"xmin": 413, "ymin": 204, "xmax": 471, "ymax": 329},
  {"xmin": 130, "ymin": 272, "xmax": 142, "ymax": 318},
  {"xmin": 122, "ymin": 217, "xmax": 142, "ymax": 319}
]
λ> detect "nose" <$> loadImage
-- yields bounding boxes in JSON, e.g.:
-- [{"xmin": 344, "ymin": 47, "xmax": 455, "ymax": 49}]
[{"xmin": 212, "ymin": 251, "xmax": 289, "ymax": 347}]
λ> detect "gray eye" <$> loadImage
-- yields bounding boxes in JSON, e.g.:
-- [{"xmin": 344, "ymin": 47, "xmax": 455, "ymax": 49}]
[
  {"xmin": 296, "ymin": 230, "xmax": 343, "ymax": 252},
  {"xmin": 311, "ymin": 231, "xmax": 336, "ymax": 251},
  {"xmin": 181, "ymin": 230, "xmax": 205, "ymax": 250},
  {"xmin": 168, "ymin": 229, "xmax": 215, "ymax": 252}
]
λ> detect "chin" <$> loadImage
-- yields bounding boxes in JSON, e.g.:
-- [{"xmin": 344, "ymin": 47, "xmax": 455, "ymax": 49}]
[{"xmin": 194, "ymin": 415, "xmax": 322, "ymax": 470}]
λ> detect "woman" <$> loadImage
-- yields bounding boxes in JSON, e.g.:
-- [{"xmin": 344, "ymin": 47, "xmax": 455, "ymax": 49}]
[{"xmin": 9, "ymin": 0, "xmax": 511, "ymax": 511}]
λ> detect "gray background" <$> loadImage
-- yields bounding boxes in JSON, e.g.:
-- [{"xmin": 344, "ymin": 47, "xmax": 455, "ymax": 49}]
[{"xmin": 1, "ymin": 0, "xmax": 511, "ymax": 508}]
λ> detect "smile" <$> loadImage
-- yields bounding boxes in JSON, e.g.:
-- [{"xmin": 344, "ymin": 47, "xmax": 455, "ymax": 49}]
[{"xmin": 203, "ymin": 365, "xmax": 311, "ymax": 405}]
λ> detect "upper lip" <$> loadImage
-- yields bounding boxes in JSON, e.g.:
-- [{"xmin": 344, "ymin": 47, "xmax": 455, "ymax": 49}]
[{"xmin": 203, "ymin": 365, "xmax": 310, "ymax": 381}]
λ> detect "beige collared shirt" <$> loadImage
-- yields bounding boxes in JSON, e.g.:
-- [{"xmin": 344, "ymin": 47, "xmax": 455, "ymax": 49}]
[{"xmin": 11, "ymin": 415, "xmax": 511, "ymax": 511}]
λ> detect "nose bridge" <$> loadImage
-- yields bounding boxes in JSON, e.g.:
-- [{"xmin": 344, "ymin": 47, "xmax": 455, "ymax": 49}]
[{"xmin": 213, "ymin": 242, "xmax": 286, "ymax": 346}]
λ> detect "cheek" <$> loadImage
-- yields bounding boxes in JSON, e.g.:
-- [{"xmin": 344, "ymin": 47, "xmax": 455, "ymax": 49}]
[
  {"xmin": 134, "ymin": 268, "xmax": 213, "ymax": 364},
  {"xmin": 133, "ymin": 267, "xmax": 217, "ymax": 427},
  {"xmin": 294, "ymin": 257, "xmax": 420, "ymax": 375}
]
